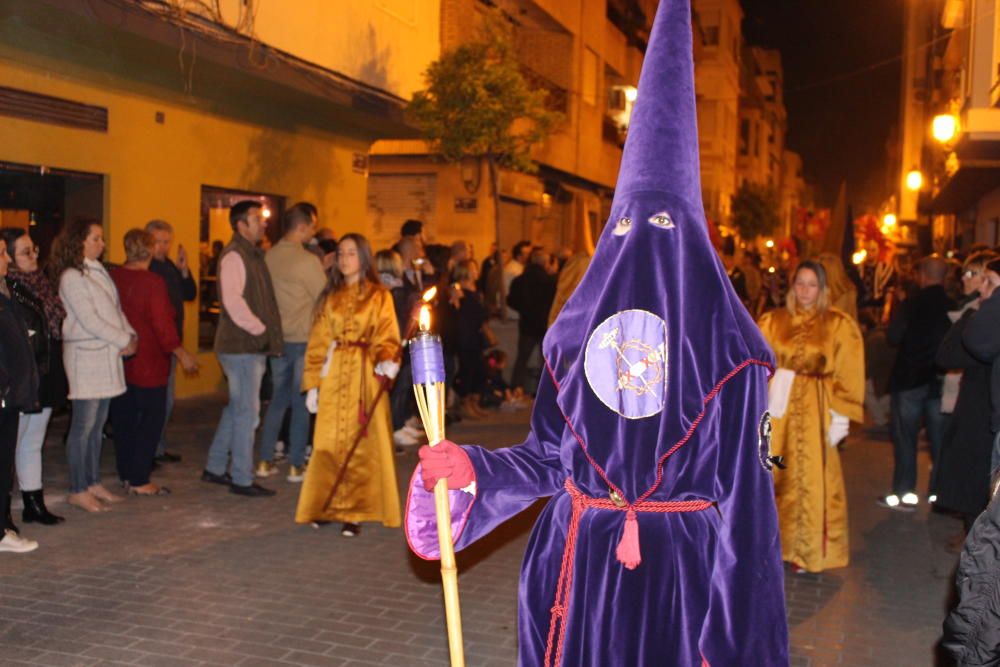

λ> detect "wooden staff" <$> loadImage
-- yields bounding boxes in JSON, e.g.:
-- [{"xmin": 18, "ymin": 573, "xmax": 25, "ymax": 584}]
[{"xmin": 411, "ymin": 308, "xmax": 465, "ymax": 667}]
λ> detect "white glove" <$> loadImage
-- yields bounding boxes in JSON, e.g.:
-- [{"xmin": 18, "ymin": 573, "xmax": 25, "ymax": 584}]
[
  {"xmin": 827, "ymin": 410, "xmax": 849, "ymax": 447},
  {"xmin": 375, "ymin": 360, "xmax": 400, "ymax": 380},
  {"xmin": 306, "ymin": 388, "xmax": 319, "ymax": 414},
  {"xmin": 319, "ymin": 341, "xmax": 337, "ymax": 378}
]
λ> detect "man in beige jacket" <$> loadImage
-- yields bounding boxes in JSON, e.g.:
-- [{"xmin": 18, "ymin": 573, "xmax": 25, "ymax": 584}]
[{"xmin": 256, "ymin": 203, "xmax": 327, "ymax": 482}]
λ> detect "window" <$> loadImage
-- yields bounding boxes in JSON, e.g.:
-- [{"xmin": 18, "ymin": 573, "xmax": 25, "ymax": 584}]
[
  {"xmin": 739, "ymin": 118, "xmax": 750, "ymax": 156},
  {"xmin": 698, "ymin": 100, "xmax": 718, "ymax": 135},
  {"xmin": 582, "ymin": 48, "xmax": 599, "ymax": 106},
  {"xmin": 700, "ymin": 10, "xmax": 720, "ymax": 46}
]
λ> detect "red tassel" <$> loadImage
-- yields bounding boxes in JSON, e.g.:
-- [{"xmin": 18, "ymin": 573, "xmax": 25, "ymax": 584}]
[{"xmin": 615, "ymin": 510, "xmax": 641, "ymax": 570}]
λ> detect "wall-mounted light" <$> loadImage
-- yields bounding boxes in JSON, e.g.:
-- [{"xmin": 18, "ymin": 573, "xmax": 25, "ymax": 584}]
[
  {"xmin": 932, "ymin": 114, "xmax": 959, "ymax": 143},
  {"xmin": 905, "ymin": 169, "xmax": 923, "ymax": 192},
  {"xmin": 764, "ymin": 239, "xmax": 775, "ymax": 248}
]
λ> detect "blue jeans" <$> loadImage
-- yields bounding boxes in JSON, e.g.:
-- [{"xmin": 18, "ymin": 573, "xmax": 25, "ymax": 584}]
[
  {"xmin": 206, "ymin": 353, "xmax": 267, "ymax": 487},
  {"xmin": 258, "ymin": 343, "xmax": 308, "ymax": 467},
  {"xmin": 67, "ymin": 398, "xmax": 111, "ymax": 493},
  {"xmin": 890, "ymin": 383, "xmax": 946, "ymax": 496},
  {"xmin": 155, "ymin": 356, "xmax": 177, "ymax": 457}
]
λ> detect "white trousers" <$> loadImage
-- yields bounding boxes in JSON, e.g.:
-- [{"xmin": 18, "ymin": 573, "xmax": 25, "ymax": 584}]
[{"xmin": 16, "ymin": 408, "xmax": 52, "ymax": 492}]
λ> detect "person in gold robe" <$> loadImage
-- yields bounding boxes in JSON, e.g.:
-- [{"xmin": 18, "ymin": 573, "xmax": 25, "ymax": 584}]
[
  {"xmin": 758, "ymin": 259, "xmax": 865, "ymax": 573},
  {"xmin": 296, "ymin": 233, "xmax": 402, "ymax": 536}
]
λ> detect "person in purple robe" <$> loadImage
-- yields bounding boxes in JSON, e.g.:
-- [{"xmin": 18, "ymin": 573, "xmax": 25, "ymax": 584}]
[{"xmin": 404, "ymin": 1, "xmax": 789, "ymax": 664}]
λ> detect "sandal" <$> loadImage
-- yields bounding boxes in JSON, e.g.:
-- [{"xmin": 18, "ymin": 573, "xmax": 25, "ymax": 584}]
[{"xmin": 128, "ymin": 484, "xmax": 172, "ymax": 497}]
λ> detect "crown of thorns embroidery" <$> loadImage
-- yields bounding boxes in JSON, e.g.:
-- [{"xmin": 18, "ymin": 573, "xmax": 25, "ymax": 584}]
[{"xmin": 598, "ymin": 328, "xmax": 665, "ymax": 396}]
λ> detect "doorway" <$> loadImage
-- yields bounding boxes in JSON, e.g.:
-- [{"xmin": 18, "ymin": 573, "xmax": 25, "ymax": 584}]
[
  {"xmin": 198, "ymin": 185, "xmax": 285, "ymax": 350},
  {"xmin": 0, "ymin": 161, "xmax": 104, "ymax": 262}
]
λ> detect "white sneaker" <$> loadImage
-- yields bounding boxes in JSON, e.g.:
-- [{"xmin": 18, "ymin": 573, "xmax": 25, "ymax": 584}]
[
  {"xmin": 393, "ymin": 428, "xmax": 419, "ymax": 447},
  {"xmin": 0, "ymin": 529, "xmax": 38, "ymax": 553}
]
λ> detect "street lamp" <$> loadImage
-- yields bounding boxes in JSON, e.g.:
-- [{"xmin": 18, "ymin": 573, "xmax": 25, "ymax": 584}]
[
  {"xmin": 765, "ymin": 239, "xmax": 774, "ymax": 248},
  {"xmin": 932, "ymin": 114, "xmax": 959, "ymax": 143},
  {"xmin": 905, "ymin": 169, "xmax": 923, "ymax": 192}
]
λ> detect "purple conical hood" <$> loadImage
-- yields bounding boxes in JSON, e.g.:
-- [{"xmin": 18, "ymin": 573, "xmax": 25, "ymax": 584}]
[
  {"xmin": 541, "ymin": 0, "xmax": 773, "ymax": 499},
  {"xmin": 616, "ymin": 0, "xmax": 701, "ymax": 202}
]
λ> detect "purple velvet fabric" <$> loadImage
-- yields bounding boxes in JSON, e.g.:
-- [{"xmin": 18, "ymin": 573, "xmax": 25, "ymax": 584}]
[{"xmin": 404, "ymin": 1, "xmax": 788, "ymax": 664}]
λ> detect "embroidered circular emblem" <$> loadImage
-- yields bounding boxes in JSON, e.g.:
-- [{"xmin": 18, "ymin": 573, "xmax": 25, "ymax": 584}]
[
  {"xmin": 758, "ymin": 411, "xmax": 774, "ymax": 471},
  {"xmin": 583, "ymin": 309, "xmax": 667, "ymax": 419}
]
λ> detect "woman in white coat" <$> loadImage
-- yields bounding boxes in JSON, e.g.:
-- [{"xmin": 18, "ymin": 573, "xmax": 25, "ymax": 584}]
[{"xmin": 49, "ymin": 218, "xmax": 136, "ymax": 513}]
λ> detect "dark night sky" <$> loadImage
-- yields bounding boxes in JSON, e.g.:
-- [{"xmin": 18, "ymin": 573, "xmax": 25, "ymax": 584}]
[{"xmin": 739, "ymin": 0, "xmax": 905, "ymax": 211}]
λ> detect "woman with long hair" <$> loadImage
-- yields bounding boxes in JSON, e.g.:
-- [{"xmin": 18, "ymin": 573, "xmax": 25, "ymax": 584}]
[
  {"xmin": 0, "ymin": 236, "xmax": 40, "ymax": 553},
  {"xmin": 0, "ymin": 227, "xmax": 67, "ymax": 527},
  {"xmin": 296, "ymin": 233, "xmax": 402, "ymax": 536},
  {"xmin": 758, "ymin": 259, "xmax": 865, "ymax": 573},
  {"xmin": 50, "ymin": 217, "xmax": 136, "ymax": 513}
]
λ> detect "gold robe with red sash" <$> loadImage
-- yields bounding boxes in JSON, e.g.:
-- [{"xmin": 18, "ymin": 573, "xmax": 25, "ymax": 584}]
[
  {"xmin": 296, "ymin": 281, "xmax": 401, "ymax": 526},
  {"xmin": 758, "ymin": 306, "xmax": 864, "ymax": 572}
]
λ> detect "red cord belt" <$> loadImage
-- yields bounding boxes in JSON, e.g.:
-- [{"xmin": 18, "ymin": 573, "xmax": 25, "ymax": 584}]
[
  {"xmin": 544, "ymin": 479, "xmax": 714, "ymax": 667},
  {"xmin": 334, "ymin": 340, "xmax": 373, "ymax": 431}
]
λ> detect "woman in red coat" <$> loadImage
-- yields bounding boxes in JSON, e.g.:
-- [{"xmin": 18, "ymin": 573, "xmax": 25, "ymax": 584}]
[{"xmin": 110, "ymin": 230, "xmax": 198, "ymax": 495}]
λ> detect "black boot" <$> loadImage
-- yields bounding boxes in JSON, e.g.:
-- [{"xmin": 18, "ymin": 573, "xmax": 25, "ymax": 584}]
[{"xmin": 21, "ymin": 490, "xmax": 65, "ymax": 525}]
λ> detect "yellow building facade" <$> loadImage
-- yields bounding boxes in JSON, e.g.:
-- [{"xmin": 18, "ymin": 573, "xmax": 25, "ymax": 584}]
[
  {"xmin": 368, "ymin": 0, "xmax": 652, "ymax": 259},
  {"xmin": 0, "ymin": 0, "xmax": 439, "ymax": 396},
  {"xmin": 692, "ymin": 0, "xmax": 742, "ymax": 228}
]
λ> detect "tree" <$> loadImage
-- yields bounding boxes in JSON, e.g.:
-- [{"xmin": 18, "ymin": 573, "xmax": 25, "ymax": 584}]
[
  {"xmin": 730, "ymin": 182, "xmax": 781, "ymax": 241},
  {"xmin": 407, "ymin": 10, "xmax": 563, "ymax": 315}
]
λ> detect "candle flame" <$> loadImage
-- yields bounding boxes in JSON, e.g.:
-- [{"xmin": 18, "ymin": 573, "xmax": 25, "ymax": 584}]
[
  {"xmin": 418, "ymin": 304, "xmax": 431, "ymax": 332},
  {"xmin": 422, "ymin": 286, "xmax": 437, "ymax": 302}
]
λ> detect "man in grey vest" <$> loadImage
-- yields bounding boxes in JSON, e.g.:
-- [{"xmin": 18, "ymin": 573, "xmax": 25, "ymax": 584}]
[{"xmin": 202, "ymin": 200, "xmax": 283, "ymax": 496}]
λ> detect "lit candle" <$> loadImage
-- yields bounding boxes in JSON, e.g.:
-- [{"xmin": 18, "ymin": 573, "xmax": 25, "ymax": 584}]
[{"xmin": 411, "ymin": 304, "xmax": 446, "ymax": 385}]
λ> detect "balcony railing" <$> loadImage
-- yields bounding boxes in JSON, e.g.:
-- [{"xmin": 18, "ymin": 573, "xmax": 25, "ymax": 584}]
[{"xmin": 520, "ymin": 65, "xmax": 569, "ymax": 114}]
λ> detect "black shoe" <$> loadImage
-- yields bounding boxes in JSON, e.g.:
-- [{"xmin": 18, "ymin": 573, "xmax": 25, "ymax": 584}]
[
  {"xmin": 201, "ymin": 469, "xmax": 232, "ymax": 486},
  {"xmin": 341, "ymin": 522, "xmax": 361, "ymax": 537},
  {"xmin": 229, "ymin": 483, "xmax": 276, "ymax": 497},
  {"xmin": 21, "ymin": 490, "xmax": 65, "ymax": 525},
  {"xmin": 155, "ymin": 451, "xmax": 182, "ymax": 463}
]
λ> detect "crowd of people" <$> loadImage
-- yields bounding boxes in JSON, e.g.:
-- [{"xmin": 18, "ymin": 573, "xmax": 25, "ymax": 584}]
[
  {"xmin": 0, "ymin": 203, "xmax": 575, "ymax": 549},
  {"xmin": 2, "ymin": 200, "xmax": 1000, "ymax": 569}
]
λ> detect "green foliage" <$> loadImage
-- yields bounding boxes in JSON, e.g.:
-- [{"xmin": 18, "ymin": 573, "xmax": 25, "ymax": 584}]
[
  {"xmin": 407, "ymin": 10, "xmax": 563, "ymax": 173},
  {"xmin": 730, "ymin": 182, "xmax": 781, "ymax": 240}
]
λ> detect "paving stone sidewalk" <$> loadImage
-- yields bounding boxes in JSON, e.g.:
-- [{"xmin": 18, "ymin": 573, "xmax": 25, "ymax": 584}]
[{"xmin": 0, "ymin": 398, "xmax": 958, "ymax": 666}]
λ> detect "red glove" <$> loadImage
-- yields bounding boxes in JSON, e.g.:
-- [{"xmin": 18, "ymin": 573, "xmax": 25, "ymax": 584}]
[{"xmin": 418, "ymin": 440, "xmax": 475, "ymax": 492}]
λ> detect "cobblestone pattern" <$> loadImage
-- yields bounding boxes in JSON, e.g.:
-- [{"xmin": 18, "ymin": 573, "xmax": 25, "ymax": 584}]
[{"xmin": 0, "ymin": 400, "xmax": 956, "ymax": 666}]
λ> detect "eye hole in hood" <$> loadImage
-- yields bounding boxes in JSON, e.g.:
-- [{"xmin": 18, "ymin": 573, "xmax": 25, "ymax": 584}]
[{"xmin": 612, "ymin": 217, "xmax": 633, "ymax": 237}]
